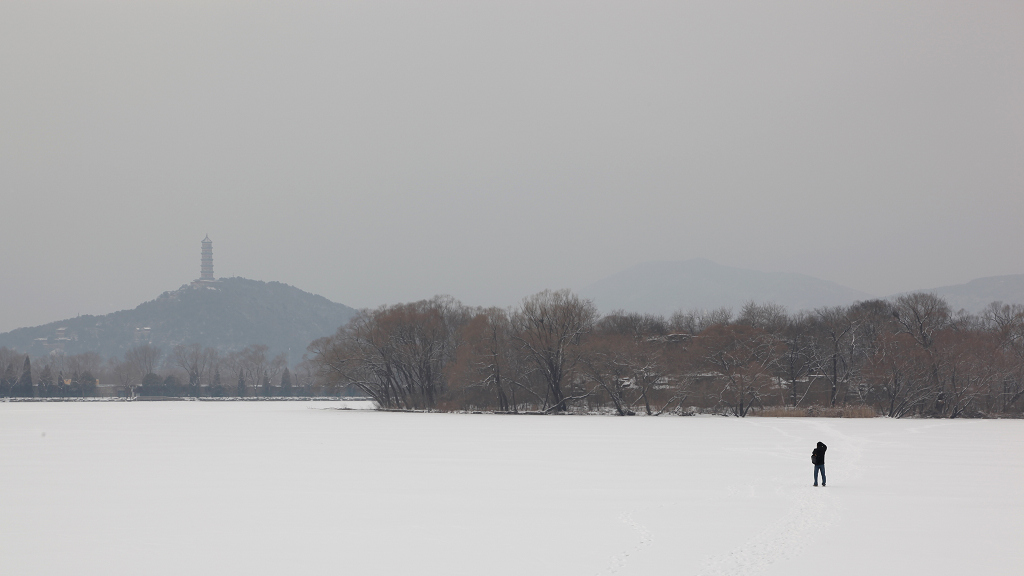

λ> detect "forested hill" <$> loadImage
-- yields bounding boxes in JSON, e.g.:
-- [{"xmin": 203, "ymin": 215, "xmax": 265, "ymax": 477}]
[{"xmin": 0, "ymin": 278, "xmax": 357, "ymax": 364}]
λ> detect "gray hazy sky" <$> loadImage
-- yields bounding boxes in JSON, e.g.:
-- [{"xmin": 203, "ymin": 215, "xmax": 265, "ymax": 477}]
[{"xmin": 2, "ymin": 1, "xmax": 1022, "ymax": 333}]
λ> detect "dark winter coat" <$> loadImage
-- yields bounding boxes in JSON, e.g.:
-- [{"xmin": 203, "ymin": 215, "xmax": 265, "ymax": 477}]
[{"xmin": 811, "ymin": 442, "xmax": 827, "ymax": 466}]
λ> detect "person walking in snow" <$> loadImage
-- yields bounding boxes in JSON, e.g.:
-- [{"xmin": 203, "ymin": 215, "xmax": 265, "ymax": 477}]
[{"xmin": 812, "ymin": 441, "xmax": 827, "ymax": 486}]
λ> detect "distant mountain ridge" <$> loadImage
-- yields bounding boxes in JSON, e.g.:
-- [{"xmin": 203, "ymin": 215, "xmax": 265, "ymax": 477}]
[
  {"xmin": 580, "ymin": 259, "xmax": 875, "ymax": 316},
  {"xmin": 581, "ymin": 259, "xmax": 1024, "ymax": 317},
  {"xmin": 894, "ymin": 274, "xmax": 1024, "ymax": 313},
  {"xmin": 0, "ymin": 277, "xmax": 357, "ymax": 364}
]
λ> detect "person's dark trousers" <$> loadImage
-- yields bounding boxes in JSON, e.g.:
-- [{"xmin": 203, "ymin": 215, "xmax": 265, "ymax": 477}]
[{"xmin": 814, "ymin": 464, "xmax": 826, "ymax": 486}]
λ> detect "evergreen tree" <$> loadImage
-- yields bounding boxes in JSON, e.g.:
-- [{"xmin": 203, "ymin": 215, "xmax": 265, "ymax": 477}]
[
  {"xmin": 38, "ymin": 365, "xmax": 54, "ymax": 398},
  {"xmin": 163, "ymin": 375, "xmax": 183, "ymax": 397},
  {"xmin": 79, "ymin": 371, "xmax": 98, "ymax": 397},
  {"xmin": 280, "ymin": 367, "xmax": 292, "ymax": 397},
  {"xmin": 140, "ymin": 373, "xmax": 163, "ymax": 396},
  {"xmin": 236, "ymin": 369, "xmax": 246, "ymax": 397},
  {"xmin": 16, "ymin": 356, "xmax": 33, "ymax": 397},
  {"xmin": 211, "ymin": 367, "xmax": 223, "ymax": 397},
  {"xmin": 71, "ymin": 370, "xmax": 82, "ymax": 399}
]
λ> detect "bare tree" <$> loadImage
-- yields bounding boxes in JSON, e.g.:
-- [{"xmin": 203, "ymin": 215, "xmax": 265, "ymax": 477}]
[
  {"xmin": 66, "ymin": 352, "xmax": 102, "ymax": 377},
  {"xmin": 982, "ymin": 302, "xmax": 1024, "ymax": 413},
  {"xmin": 737, "ymin": 301, "xmax": 789, "ymax": 333},
  {"xmin": 310, "ymin": 296, "xmax": 469, "ymax": 409},
  {"xmin": 696, "ymin": 323, "xmax": 780, "ymax": 417},
  {"xmin": 670, "ymin": 307, "xmax": 733, "ymax": 334},
  {"xmin": 933, "ymin": 323, "xmax": 998, "ymax": 418},
  {"xmin": 109, "ymin": 357, "xmax": 141, "ymax": 399},
  {"xmin": 450, "ymin": 307, "xmax": 533, "ymax": 411},
  {"xmin": 307, "ymin": 292, "xmax": 1024, "ymax": 417},
  {"xmin": 512, "ymin": 290, "xmax": 598, "ymax": 413},
  {"xmin": 810, "ymin": 306, "xmax": 858, "ymax": 406},
  {"xmin": 0, "ymin": 348, "xmax": 25, "ymax": 397},
  {"xmin": 173, "ymin": 343, "xmax": 217, "ymax": 397},
  {"xmin": 48, "ymin": 349, "xmax": 68, "ymax": 381},
  {"xmin": 585, "ymin": 312, "xmax": 674, "ymax": 416},
  {"xmin": 295, "ymin": 356, "xmax": 318, "ymax": 397},
  {"xmin": 265, "ymin": 352, "xmax": 288, "ymax": 397},
  {"xmin": 238, "ymin": 345, "xmax": 271, "ymax": 397},
  {"xmin": 893, "ymin": 293, "xmax": 952, "ymax": 350},
  {"xmin": 892, "ymin": 293, "xmax": 953, "ymax": 414},
  {"xmin": 865, "ymin": 331, "xmax": 933, "ymax": 417},
  {"xmin": 777, "ymin": 312, "xmax": 814, "ymax": 407},
  {"xmin": 125, "ymin": 344, "xmax": 162, "ymax": 379}
]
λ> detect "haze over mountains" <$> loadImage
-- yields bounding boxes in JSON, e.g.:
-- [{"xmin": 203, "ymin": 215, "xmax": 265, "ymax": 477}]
[
  {"xmin": 581, "ymin": 259, "xmax": 1024, "ymax": 316},
  {"xmin": 580, "ymin": 259, "xmax": 873, "ymax": 316},
  {"xmin": 2, "ymin": 259, "xmax": 1021, "ymax": 365},
  {"xmin": 905, "ymin": 275, "xmax": 1024, "ymax": 314},
  {"xmin": 0, "ymin": 278, "xmax": 356, "ymax": 365}
]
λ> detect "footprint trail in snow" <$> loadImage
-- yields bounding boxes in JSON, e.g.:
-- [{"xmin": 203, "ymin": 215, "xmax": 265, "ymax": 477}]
[
  {"xmin": 603, "ymin": 507, "xmax": 654, "ymax": 574},
  {"xmin": 692, "ymin": 420, "xmax": 865, "ymax": 576}
]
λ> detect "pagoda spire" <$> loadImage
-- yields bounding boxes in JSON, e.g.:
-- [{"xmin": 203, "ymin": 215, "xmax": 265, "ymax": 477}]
[{"xmin": 200, "ymin": 235, "xmax": 214, "ymax": 281}]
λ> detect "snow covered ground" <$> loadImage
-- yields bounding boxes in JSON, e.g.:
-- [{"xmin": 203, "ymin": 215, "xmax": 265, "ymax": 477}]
[{"xmin": 1, "ymin": 402, "xmax": 1021, "ymax": 576}]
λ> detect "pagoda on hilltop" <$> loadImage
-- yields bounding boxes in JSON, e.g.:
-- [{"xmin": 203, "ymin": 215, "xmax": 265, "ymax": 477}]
[
  {"xmin": 201, "ymin": 235, "xmax": 214, "ymax": 280},
  {"xmin": 192, "ymin": 235, "xmax": 219, "ymax": 287}
]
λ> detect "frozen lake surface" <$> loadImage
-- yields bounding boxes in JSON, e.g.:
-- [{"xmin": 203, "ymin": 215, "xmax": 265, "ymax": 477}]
[{"xmin": 1, "ymin": 402, "xmax": 1021, "ymax": 575}]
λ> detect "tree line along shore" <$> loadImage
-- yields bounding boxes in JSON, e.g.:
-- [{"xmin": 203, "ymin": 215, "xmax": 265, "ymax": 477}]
[
  {"xmin": 0, "ymin": 344, "xmax": 347, "ymax": 401},
  {"xmin": 311, "ymin": 290, "xmax": 1022, "ymax": 417},
  {"xmin": 3, "ymin": 290, "xmax": 1023, "ymax": 418}
]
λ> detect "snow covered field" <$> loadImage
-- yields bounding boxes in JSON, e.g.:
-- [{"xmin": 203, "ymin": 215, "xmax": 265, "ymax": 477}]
[{"xmin": 1, "ymin": 402, "xmax": 1021, "ymax": 576}]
